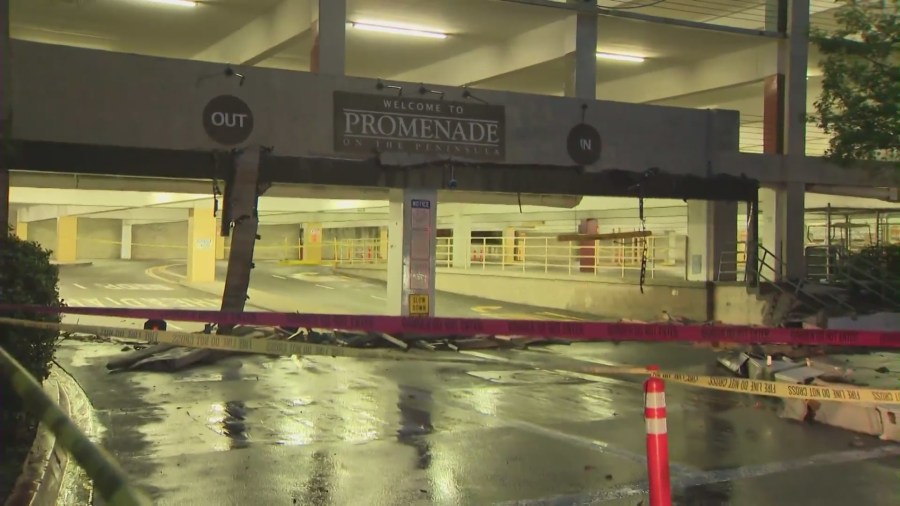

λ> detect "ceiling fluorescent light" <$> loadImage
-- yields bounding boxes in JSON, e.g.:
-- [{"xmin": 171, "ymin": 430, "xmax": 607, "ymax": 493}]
[
  {"xmin": 144, "ymin": 0, "xmax": 198, "ymax": 7},
  {"xmin": 350, "ymin": 22, "xmax": 447, "ymax": 39},
  {"xmin": 596, "ymin": 52, "xmax": 645, "ymax": 63}
]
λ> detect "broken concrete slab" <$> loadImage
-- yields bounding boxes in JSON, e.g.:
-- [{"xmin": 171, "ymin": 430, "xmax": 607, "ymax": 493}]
[{"xmin": 107, "ymin": 344, "xmax": 178, "ymax": 371}]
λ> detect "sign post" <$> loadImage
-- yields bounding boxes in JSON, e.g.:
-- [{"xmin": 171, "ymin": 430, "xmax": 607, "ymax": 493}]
[{"xmin": 386, "ymin": 189, "xmax": 437, "ymax": 317}]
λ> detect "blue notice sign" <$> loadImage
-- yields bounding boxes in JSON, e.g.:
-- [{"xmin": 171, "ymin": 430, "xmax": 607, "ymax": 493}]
[{"xmin": 410, "ymin": 199, "xmax": 432, "ymax": 209}]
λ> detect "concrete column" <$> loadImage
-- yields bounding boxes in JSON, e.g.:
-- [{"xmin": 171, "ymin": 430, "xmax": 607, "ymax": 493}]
[
  {"xmin": 215, "ymin": 218, "xmax": 226, "ymax": 260},
  {"xmin": 386, "ymin": 189, "xmax": 437, "ymax": 317},
  {"xmin": 760, "ymin": 184, "xmax": 805, "ymax": 280},
  {"xmin": 186, "ymin": 206, "xmax": 216, "ymax": 284},
  {"xmin": 765, "ymin": 0, "xmax": 813, "ymax": 156},
  {"xmin": 302, "ymin": 223, "xmax": 323, "ymax": 263},
  {"xmin": 564, "ymin": 0, "xmax": 598, "ymax": 99},
  {"xmin": 0, "ymin": 0, "xmax": 9, "ymax": 236},
  {"xmin": 14, "ymin": 219, "xmax": 26, "ymax": 241},
  {"xmin": 502, "ymin": 227, "xmax": 516, "ymax": 265},
  {"xmin": 378, "ymin": 227, "xmax": 388, "ymax": 260},
  {"xmin": 120, "ymin": 222, "xmax": 133, "ymax": 260},
  {"xmin": 578, "ymin": 219, "xmax": 598, "ymax": 273},
  {"xmin": 664, "ymin": 230, "xmax": 678, "ymax": 266},
  {"xmin": 686, "ymin": 201, "xmax": 738, "ymax": 282},
  {"xmin": 55, "ymin": 216, "xmax": 78, "ymax": 264},
  {"xmin": 309, "ymin": 0, "xmax": 346, "ymax": 76},
  {"xmin": 451, "ymin": 213, "xmax": 471, "ymax": 269},
  {"xmin": 784, "ymin": 0, "xmax": 809, "ymax": 156},
  {"xmin": 0, "ymin": 169, "xmax": 7, "ymax": 236}
]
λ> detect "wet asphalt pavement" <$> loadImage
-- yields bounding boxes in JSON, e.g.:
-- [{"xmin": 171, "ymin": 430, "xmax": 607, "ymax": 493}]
[{"xmin": 53, "ymin": 261, "xmax": 900, "ymax": 505}]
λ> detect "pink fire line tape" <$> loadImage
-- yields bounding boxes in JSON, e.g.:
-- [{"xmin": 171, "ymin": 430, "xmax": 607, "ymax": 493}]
[{"xmin": 0, "ymin": 304, "xmax": 897, "ymax": 348}]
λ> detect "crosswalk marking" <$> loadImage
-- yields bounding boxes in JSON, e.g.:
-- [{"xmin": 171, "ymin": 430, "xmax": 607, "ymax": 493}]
[
  {"xmin": 93, "ymin": 283, "xmax": 174, "ymax": 291},
  {"xmin": 65, "ymin": 297, "xmax": 220, "ymax": 309}
]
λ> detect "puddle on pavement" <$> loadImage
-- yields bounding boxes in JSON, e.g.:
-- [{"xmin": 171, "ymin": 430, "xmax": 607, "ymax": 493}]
[
  {"xmin": 173, "ymin": 373, "xmax": 257, "ymax": 383},
  {"xmin": 467, "ymin": 369, "xmax": 584, "ymax": 385},
  {"xmin": 673, "ymin": 482, "xmax": 733, "ymax": 505}
]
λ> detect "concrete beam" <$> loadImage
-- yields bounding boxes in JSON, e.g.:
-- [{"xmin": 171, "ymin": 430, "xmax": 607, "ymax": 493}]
[
  {"xmin": 446, "ymin": 205, "xmax": 687, "ymax": 225},
  {"xmin": 712, "ymin": 152, "xmax": 900, "ymax": 187},
  {"xmin": 390, "ymin": 16, "xmax": 577, "ymax": 86},
  {"xmin": 599, "ymin": 43, "xmax": 777, "ymax": 104},
  {"xmin": 15, "ymin": 204, "xmax": 190, "ymax": 223},
  {"xmin": 17, "ymin": 205, "xmax": 117, "ymax": 222},
  {"xmin": 192, "ymin": 0, "xmax": 314, "ymax": 65},
  {"xmin": 10, "ymin": 171, "xmax": 214, "ymax": 194},
  {"xmin": 699, "ymin": 0, "xmax": 840, "ymax": 31},
  {"xmin": 807, "ymin": 186, "xmax": 899, "ymax": 203},
  {"xmin": 259, "ymin": 210, "xmax": 389, "ymax": 223}
]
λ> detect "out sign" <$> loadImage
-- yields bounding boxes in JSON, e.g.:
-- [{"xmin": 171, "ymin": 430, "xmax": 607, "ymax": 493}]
[
  {"xmin": 566, "ymin": 123, "xmax": 602, "ymax": 166},
  {"xmin": 203, "ymin": 95, "xmax": 254, "ymax": 146}
]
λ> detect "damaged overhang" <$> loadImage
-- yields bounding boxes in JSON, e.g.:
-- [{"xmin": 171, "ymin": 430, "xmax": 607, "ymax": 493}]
[{"xmin": 8, "ymin": 139, "xmax": 759, "ymax": 201}]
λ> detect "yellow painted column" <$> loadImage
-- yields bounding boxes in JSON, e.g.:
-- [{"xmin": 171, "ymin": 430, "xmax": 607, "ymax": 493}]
[
  {"xmin": 303, "ymin": 223, "xmax": 323, "ymax": 264},
  {"xmin": 55, "ymin": 216, "xmax": 78, "ymax": 263},
  {"xmin": 14, "ymin": 221, "xmax": 27, "ymax": 241},
  {"xmin": 215, "ymin": 219, "xmax": 226, "ymax": 260},
  {"xmin": 379, "ymin": 227, "xmax": 388, "ymax": 260},
  {"xmin": 502, "ymin": 227, "xmax": 516, "ymax": 265},
  {"xmin": 187, "ymin": 207, "xmax": 216, "ymax": 283}
]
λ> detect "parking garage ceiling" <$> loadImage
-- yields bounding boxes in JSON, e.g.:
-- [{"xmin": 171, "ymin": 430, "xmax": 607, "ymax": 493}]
[{"xmin": 11, "ymin": 0, "xmax": 838, "ymax": 114}]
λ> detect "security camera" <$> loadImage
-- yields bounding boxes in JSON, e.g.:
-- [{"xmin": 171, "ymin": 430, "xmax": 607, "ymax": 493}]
[{"xmin": 448, "ymin": 178, "xmax": 458, "ymax": 189}]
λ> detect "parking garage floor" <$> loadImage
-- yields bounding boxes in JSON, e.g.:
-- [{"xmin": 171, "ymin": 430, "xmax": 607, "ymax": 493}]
[{"xmin": 51, "ymin": 261, "xmax": 900, "ymax": 505}]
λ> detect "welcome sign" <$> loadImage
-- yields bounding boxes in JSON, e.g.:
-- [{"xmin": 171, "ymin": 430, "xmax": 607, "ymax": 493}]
[{"xmin": 333, "ymin": 91, "xmax": 505, "ymax": 161}]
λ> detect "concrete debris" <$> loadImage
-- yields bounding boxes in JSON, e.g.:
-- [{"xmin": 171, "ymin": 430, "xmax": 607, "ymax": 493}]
[
  {"xmin": 453, "ymin": 338, "xmax": 501, "ymax": 350},
  {"xmin": 95, "ymin": 323, "xmax": 581, "ymax": 373},
  {"xmin": 714, "ymin": 349, "xmax": 900, "ymax": 442},
  {"xmin": 412, "ymin": 340, "xmax": 437, "ymax": 352}
]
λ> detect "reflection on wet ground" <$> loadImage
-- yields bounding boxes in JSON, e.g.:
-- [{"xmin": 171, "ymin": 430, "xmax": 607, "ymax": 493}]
[
  {"xmin": 54, "ymin": 340, "xmax": 900, "ymax": 505},
  {"xmin": 397, "ymin": 385, "xmax": 435, "ymax": 471}
]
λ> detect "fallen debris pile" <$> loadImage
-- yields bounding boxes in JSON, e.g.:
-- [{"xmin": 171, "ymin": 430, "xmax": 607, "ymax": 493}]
[
  {"xmin": 79, "ymin": 324, "xmax": 575, "ymax": 373},
  {"xmin": 714, "ymin": 348, "xmax": 900, "ymax": 442}
]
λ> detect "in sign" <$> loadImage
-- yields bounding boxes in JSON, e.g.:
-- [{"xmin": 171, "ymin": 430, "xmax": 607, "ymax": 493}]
[
  {"xmin": 566, "ymin": 123, "xmax": 602, "ymax": 166},
  {"xmin": 203, "ymin": 95, "xmax": 254, "ymax": 146}
]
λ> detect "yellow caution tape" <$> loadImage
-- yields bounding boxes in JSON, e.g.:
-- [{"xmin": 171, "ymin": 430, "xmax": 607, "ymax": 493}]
[
  {"xmin": 657, "ymin": 372, "xmax": 900, "ymax": 405},
  {"xmin": 573, "ymin": 365, "xmax": 900, "ymax": 405},
  {"xmin": 0, "ymin": 348, "xmax": 152, "ymax": 505},
  {"xmin": 2, "ymin": 317, "xmax": 898, "ymax": 405}
]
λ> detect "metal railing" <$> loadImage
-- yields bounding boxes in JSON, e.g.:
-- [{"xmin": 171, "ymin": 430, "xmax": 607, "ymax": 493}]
[
  {"xmin": 739, "ymin": 115, "xmax": 832, "ymax": 157},
  {"xmin": 716, "ymin": 241, "xmax": 748, "ymax": 282},
  {"xmin": 757, "ymin": 244, "xmax": 856, "ymax": 314},
  {"xmin": 331, "ymin": 235, "xmax": 685, "ymax": 280},
  {"xmin": 807, "ymin": 245, "xmax": 900, "ymax": 310},
  {"xmin": 328, "ymin": 239, "xmax": 385, "ymax": 265}
]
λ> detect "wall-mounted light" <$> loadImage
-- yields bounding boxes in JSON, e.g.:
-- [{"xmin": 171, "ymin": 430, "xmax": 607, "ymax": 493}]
[
  {"xmin": 349, "ymin": 21, "xmax": 447, "ymax": 39},
  {"xmin": 596, "ymin": 52, "xmax": 645, "ymax": 63},
  {"xmin": 143, "ymin": 0, "xmax": 198, "ymax": 6}
]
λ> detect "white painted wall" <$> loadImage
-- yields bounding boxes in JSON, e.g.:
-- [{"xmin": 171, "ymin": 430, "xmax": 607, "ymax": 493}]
[
  {"xmin": 132, "ymin": 221, "xmax": 188, "ymax": 260},
  {"xmin": 254, "ymin": 224, "xmax": 301, "ymax": 260},
  {"xmin": 76, "ymin": 218, "xmax": 121, "ymax": 259},
  {"xmin": 28, "ymin": 219, "xmax": 57, "ymax": 258}
]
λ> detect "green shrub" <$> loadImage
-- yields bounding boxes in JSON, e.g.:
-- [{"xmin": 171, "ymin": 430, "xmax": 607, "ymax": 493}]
[{"xmin": 0, "ymin": 228, "xmax": 62, "ymax": 431}]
